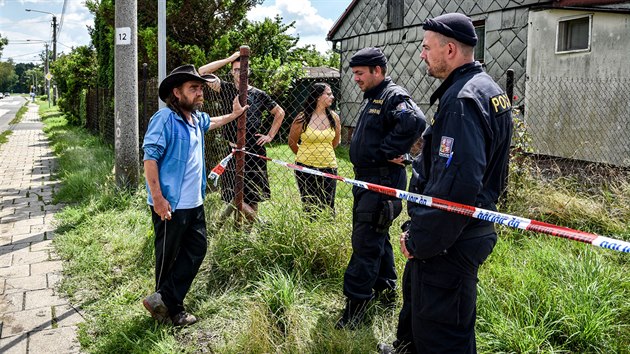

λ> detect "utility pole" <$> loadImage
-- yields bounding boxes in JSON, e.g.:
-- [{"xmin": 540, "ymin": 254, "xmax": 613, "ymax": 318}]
[
  {"xmin": 52, "ymin": 14, "xmax": 57, "ymax": 105},
  {"xmin": 234, "ymin": 46, "xmax": 250, "ymax": 225},
  {"xmin": 158, "ymin": 0, "xmax": 166, "ymax": 109},
  {"xmin": 26, "ymin": 10, "xmax": 58, "ymax": 104},
  {"xmin": 45, "ymin": 43, "xmax": 50, "ymax": 107},
  {"xmin": 114, "ymin": 0, "xmax": 139, "ymax": 188}
]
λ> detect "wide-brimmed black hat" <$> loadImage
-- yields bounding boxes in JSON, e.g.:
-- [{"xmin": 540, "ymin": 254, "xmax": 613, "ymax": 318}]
[{"xmin": 158, "ymin": 64, "xmax": 217, "ymax": 102}]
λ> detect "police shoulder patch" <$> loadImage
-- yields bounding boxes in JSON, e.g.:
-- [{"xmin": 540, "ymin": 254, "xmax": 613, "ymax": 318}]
[{"xmin": 490, "ymin": 93, "xmax": 511, "ymax": 115}]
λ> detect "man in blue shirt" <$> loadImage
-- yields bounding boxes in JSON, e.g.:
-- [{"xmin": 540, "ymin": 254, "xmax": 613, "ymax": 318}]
[{"xmin": 142, "ymin": 64, "xmax": 247, "ymax": 326}]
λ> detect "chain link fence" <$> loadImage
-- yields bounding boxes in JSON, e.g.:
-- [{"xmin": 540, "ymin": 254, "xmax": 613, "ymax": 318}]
[
  {"xmin": 524, "ymin": 76, "xmax": 630, "ymax": 167},
  {"xmin": 198, "ymin": 70, "xmax": 353, "ymax": 214},
  {"xmin": 83, "ymin": 65, "xmax": 630, "ymax": 217}
]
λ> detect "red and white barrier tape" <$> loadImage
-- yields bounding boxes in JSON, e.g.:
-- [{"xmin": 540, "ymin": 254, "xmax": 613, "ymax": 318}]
[{"xmin": 209, "ymin": 149, "xmax": 630, "ymax": 254}]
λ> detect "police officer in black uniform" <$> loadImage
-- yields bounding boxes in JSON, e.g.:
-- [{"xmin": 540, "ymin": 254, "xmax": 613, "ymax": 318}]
[
  {"xmin": 337, "ymin": 47, "xmax": 426, "ymax": 329},
  {"xmin": 379, "ymin": 13, "xmax": 513, "ymax": 353}
]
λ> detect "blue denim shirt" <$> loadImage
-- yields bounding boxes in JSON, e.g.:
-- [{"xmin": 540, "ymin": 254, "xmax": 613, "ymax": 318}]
[{"xmin": 142, "ymin": 107, "xmax": 211, "ymax": 211}]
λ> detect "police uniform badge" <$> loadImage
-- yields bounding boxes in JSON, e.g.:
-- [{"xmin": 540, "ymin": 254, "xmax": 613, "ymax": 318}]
[{"xmin": 439, "ymin": 136, "xmax": 454, "ymax": 158}]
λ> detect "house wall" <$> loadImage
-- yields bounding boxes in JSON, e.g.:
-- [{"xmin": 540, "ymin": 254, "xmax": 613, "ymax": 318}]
[
  {"xmin": 525, "ymin": 9, "xmax": 630, "ymax": 166},
  {"xmin": 330, "ymin": 0, "xmax": 549, "ymax": 128}
]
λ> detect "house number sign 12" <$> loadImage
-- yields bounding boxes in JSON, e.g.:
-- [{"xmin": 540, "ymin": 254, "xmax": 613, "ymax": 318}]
[{"xmin": 116, "ymin": 27, "xmax": 131, "ymax": 45}]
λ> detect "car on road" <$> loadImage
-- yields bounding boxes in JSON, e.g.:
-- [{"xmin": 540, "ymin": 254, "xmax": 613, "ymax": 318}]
[
  {"xmin": 4, "ymin": 93, "xmax": 9, "ymax": 97},
  {"xmin": 0, "ymin": 93, "xmax": 4, "ymax": 99}
]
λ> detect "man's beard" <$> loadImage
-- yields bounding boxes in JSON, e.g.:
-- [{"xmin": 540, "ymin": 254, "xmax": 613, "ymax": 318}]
[
  {"xmin": 179, "ymin": 96, "xmax": 203, "ymax": 112},
  {"xmin": 427, "ymin": 58, "xmax": 447, "ymax": 79}
]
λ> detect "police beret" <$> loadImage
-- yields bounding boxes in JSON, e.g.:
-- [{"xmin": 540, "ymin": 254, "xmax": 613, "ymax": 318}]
[
  {"xmin": 422, "ymin": 13, "xmax": 478, "ymax": 47},
  {"xmin": 349, "ymin": 47, "xmax": 388, "ymax": 67}
]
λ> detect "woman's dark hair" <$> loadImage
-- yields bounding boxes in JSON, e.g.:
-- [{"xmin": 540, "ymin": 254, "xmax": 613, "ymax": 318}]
[{"xmin": 297, "ymin": 82, "xmax": 335, "ymax": 132}]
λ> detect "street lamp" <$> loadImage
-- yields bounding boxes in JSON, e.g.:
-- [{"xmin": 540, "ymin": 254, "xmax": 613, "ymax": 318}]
[
  {"xmin": 26, "ymin": 8, "xmax": 57, "ymax": 105},
  {"xmin": 25, "ymin": 39, "xmax": 51, "ymax": 107},
  {"xmin": 25, "ymin": 9, "xmax": 57, "ymax": 60}
]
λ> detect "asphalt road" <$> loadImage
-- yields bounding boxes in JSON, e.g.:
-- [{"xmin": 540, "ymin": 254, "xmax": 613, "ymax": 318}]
[{"xmin": 0, "ymin": 95, "xmax": 28, "ymax": 134}]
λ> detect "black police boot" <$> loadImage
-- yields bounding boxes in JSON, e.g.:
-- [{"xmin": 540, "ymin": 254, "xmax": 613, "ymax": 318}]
[
  {"xmin": 375, "ymin": 287, "xmax": 397, "ymax": 309},
  {"xmin": 377, "ymin": 343, "xmax": 396, "ymax": 354},
  {"xmin": 377, "ymin": 340, "xmax": 413, "ymax": 354},
  {"xmin": 335, "ymin": 297, "xmax": 370, "ymax": 330}
]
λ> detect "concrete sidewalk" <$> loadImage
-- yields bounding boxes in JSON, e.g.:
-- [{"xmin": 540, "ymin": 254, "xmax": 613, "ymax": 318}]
[{"xmin": 0, "ymin": 103, "xmax": 82, "ymax": 353}]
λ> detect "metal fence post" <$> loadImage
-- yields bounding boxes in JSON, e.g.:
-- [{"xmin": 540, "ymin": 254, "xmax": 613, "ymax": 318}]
[
  {"xmin": 506, "ymin": 69, "xmax": 514, "ymax": 105},
  {"xmin": 235, "ymin": 46, "xmax": 250, "ymax": 225}
]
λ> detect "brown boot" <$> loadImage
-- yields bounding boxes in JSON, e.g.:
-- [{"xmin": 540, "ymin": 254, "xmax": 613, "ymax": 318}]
[
  {"xmin": 171, "ymin": 311, "xmax": 197, "ymax": 327},
  {"xmin": 143, "ymin": 292, "xmax": 171, "ymax": 324}
]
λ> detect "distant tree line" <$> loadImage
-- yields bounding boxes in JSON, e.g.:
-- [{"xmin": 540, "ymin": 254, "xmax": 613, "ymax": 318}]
[{"xmin": 0, "ymin": 1, "xmax": 340, "ymax": 125}]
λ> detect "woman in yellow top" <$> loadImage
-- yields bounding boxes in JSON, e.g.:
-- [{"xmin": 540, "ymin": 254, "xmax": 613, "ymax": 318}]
[{"xmin": 288, "ymin": 82, "xmax": 341, "ymax": 216}]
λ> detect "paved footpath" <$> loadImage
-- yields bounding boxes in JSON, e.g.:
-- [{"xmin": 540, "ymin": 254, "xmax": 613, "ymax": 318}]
[{"xmin": 0, "ymin": 103, "xmax": 82, "ymax": 353}]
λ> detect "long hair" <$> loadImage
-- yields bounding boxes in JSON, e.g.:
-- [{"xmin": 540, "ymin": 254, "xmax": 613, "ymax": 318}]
[
  {"xmin": 164, "ymin": 84, "xmax": 187, "ymax": 118},
  {"xmin": 297, "ymin": 82, "xmax": 335, "ymax": 132}
]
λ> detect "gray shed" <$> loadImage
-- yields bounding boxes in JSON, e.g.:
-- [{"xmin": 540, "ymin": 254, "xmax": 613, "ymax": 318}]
[{"xmin": 328, "ymin": 0, "xmax": 630, "ymax": 166}]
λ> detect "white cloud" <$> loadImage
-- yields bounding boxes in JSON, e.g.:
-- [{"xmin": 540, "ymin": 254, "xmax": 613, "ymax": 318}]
[
  {"xmin": 247, "ymin": 0, "xmax": 334, "ymax": 52},
  {"xmin": 297, "ymin": 34, "xmax": 333, "ymax": 53},
  {"xmin": 0, "ymin": 0, "xmax": 94, "ymax": 62}
]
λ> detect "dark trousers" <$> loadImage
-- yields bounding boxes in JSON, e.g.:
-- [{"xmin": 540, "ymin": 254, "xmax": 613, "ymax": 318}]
[
  {"xmin": 343, "ymin": 168, "xmax": 406, "ymax": 300},
  {"xmin": 395, "ymin": 232, "xmax": 497, "ymax": 353},
  {"xmin": 294, "ymin": 163, "xmax": 337, "ymax": 216},
  {"xmin": 150, "ymin": 205, "xmax": 207, "ymax": 316}
]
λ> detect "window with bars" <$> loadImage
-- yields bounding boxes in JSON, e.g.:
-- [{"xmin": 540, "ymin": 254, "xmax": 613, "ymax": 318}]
[{"xmin": 473, "ymin": 21, "xmax": 485, "ymax": 63}]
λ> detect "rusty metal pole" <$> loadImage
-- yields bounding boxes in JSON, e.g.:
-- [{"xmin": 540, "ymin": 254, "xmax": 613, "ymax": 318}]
[
  {"xmin": 506, "ymin": 69, "xmax": 514, "ymax": 105},
  {"xmin": 234, "ymin": 46, "xmax": 250, "ymax": 225}
]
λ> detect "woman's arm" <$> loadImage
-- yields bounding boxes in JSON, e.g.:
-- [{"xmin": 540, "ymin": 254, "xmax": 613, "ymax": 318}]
[
  {"xmin": 332, "ymin": 111, "xmax": 341, "ymax": 148},
  {"xmin": 287, "ymin": 113, "xmax": 305, "ymax": 154}
]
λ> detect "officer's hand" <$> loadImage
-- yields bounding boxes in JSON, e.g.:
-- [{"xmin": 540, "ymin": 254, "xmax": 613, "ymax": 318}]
[
  {"xmin": 400, "ymin": 231, "xmax": 414, "ymax": 259},
  {"xmin": 389, "ymin": 155, "xmax": 405, "ymax": 166}
]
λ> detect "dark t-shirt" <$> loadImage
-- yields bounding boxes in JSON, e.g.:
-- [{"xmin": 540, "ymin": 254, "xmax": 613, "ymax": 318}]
[{"xmin": 220, "ymin": 81, "xmax": 278, "ymax": 147}]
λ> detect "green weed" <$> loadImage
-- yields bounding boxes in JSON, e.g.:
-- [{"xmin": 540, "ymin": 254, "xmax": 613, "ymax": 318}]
[{"xmin": 44, "ymin": 103, "xmax": 629, "ymax": 353}]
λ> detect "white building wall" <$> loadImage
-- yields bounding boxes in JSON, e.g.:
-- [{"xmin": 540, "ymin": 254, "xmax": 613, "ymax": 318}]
[{"xmin": 524, "ymin": 9, "xmax": 630, "ymax": 166}]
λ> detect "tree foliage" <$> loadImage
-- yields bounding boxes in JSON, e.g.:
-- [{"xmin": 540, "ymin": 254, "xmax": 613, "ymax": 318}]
[
  {"xmin": 0, "ymin": 33, "xmax": 7, "ymax": 58},
  {"xmin": 86, "ymin": 0, "xmax": 263, "ymax": 88},
  {"xmin": 51, "ymin": 45, "xmax": 97, "ymax": 124},
  {"xmin": 22, "ymin": 67, "xmax": 43, "ymax": 94},
  {"xmin": 0, "ymin": 60, "xmax": 18, "ymax": 92},
  {"xmin": 13, "ymin": 63, "xmax": 37, "ymax": 93},
  {"xmin": 86, "ymin": 0, "xmax": 337, "ymax": 94}
]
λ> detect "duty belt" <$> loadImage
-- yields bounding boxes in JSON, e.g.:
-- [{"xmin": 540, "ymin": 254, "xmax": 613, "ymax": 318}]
[{"xmin": 353, "ymin": 165, "xmax": 401, "ymax": 178}]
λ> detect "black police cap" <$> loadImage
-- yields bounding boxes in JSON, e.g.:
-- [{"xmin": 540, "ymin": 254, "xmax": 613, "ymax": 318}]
[
  {"xmin": 422, "ymin": 13, "xmax": 478, "ymax": 47},
  {"xmin": 349, "ymin": 47, "xmax": 388, "ymax": 67}
]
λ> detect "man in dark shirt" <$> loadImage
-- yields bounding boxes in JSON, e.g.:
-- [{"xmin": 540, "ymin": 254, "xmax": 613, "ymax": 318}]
[
  {"xmin": 337, "ymin": 47, "xmax": 426, "ymax": 329},
  {"xmin": 199, "ymin": 53, "xmax": 285, "ymax": 223},
  {"xmin": 380, "ymin": 13, "xmax": 513, "ymax": 353}
]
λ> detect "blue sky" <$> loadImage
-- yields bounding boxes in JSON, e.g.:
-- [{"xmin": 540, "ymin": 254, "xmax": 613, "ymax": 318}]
[{"xmin": 0, "ymin": 0, "xmax": 352, "ymax": 63}]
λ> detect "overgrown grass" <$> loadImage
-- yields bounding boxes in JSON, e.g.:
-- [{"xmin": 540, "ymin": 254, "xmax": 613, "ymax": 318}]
[{"xmin": 43, "ymin": 103, "xmax": 629, "ymax": 353}]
